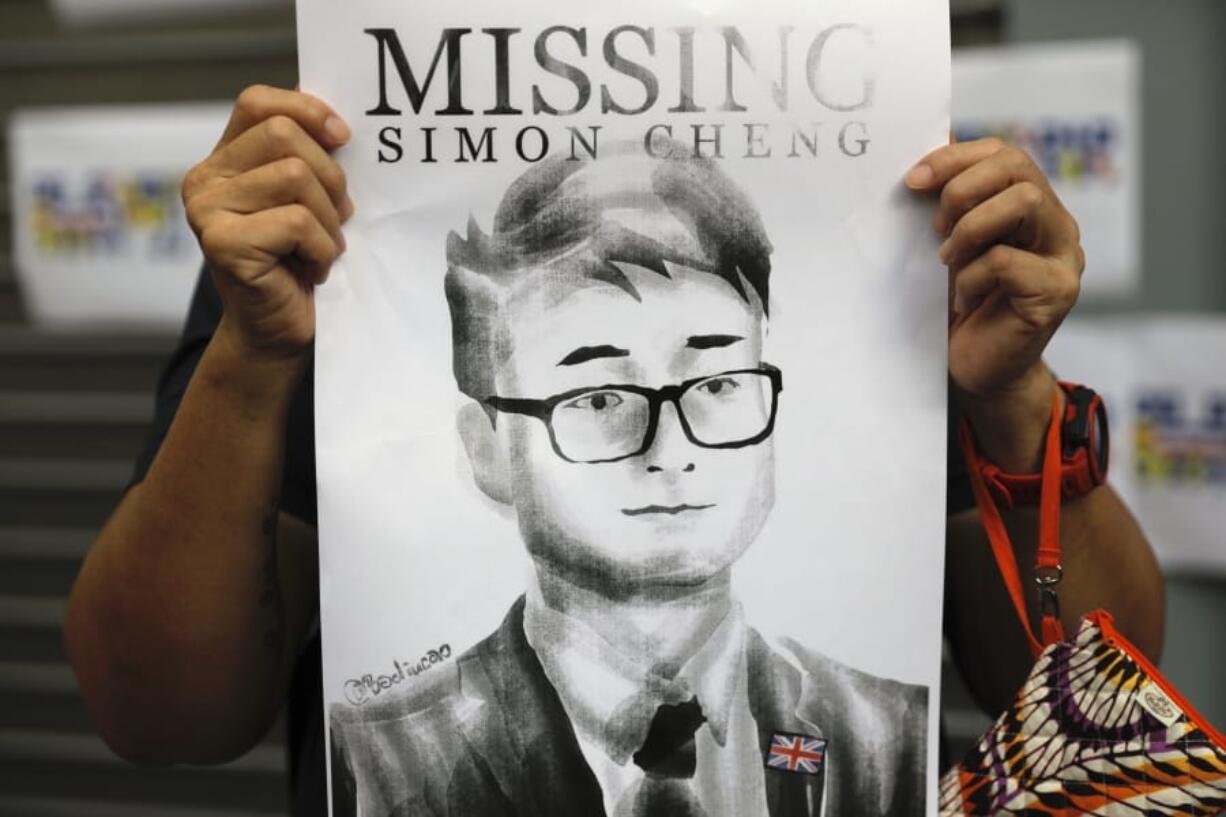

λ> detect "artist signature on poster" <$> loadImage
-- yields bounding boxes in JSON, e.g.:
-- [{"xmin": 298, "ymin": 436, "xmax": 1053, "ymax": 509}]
[{"xmin": 343, "ymin": 645, "xmax": 453, "ymax": 705}]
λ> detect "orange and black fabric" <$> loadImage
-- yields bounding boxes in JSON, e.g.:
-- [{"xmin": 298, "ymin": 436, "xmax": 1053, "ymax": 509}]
[{"xmin": 942, "ymin": 393, "xmax": 1226, "ymax": 816}]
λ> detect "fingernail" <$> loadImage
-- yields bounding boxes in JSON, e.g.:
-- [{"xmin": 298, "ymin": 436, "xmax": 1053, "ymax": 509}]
[
  {"xmin": 340, "ymin": 193, "xmax": 355, "ymax": 222},
  {"xmin": 337, "ymin": 231, "xmax": 347, "ymax": 253},
  {"xmin": 324, "ymin": 115, "xmax": 351, "ymax": 144},
  {"xmin": 905, "ymin": 163, "xmax": 934, "ymax": 189},
  {"xmin": 952, "ymin": 293, "xmax": 964, "ymax": 316},
  {"xmin": 938, "ymin": 238, "xmax": 953, "ymax": 264}
]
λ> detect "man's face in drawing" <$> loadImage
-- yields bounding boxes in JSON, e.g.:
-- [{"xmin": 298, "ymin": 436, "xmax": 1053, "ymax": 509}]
[{"xmin": 489, "ymin": 260, "xmax": 776, "ymax": 597}]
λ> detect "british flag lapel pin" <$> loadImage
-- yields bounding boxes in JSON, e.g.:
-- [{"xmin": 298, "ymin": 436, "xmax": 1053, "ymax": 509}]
[{"xmin": 766, "ymin": 733, "xmax": 827, "ymax": 775}]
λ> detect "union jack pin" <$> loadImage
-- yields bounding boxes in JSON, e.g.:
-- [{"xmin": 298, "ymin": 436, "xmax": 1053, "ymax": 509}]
[{"xmin": 766, "ymin": 733, "xmax": 827, "ymax": 775}]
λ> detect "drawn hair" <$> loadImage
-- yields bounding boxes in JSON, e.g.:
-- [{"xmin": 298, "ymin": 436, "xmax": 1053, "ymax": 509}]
[{"xmin": 443, "ymin": 142, "xmax": 773, "ymax": 400}]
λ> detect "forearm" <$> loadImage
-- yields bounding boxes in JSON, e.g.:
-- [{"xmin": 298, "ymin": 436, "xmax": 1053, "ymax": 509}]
[
  {"xmin": 64, "ymin": 316, "xmax": 311, "ymax": 763},
  {"xmin": 948, "ymin": 364, "xmax": 1165, "ymax": 712},
  {"xmin": 947, "ymin": 486, "xmax": 1164, "ymax": 711}
]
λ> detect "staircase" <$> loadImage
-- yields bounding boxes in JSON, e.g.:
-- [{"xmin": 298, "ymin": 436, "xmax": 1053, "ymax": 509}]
[
  {"xmin": 0, "ymin": 321, "xmax": 291, "ymax": 815},
  {"xmin": 0, "ymin": 1, "xmax": 295, "ymax": 813}
]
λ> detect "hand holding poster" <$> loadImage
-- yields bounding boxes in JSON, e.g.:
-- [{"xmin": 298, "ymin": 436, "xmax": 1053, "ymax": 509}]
[
  {"xmin": 951, "ymin": 41, "xmax": 1141, "ymax": 300},
  {"xmin": 297, "ymin": 2, "xmax": 950, "ymax": 815}
]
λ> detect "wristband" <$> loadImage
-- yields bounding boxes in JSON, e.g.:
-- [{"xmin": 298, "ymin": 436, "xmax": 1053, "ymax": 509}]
[{"xmin": 965, "ymin": 381, "xmax": 1108, "ymax": 509}]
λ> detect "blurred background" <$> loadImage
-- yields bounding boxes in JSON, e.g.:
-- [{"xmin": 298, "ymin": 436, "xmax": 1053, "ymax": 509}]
[{"xmin": 0, "ymin": 0, "xmax": 1222, "ymax": 814}]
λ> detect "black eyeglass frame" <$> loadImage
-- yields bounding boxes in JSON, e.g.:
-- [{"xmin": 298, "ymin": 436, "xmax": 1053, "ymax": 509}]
[{"xmin": 484, "ymin": 364, "xmax": 784, "ymax": 464}]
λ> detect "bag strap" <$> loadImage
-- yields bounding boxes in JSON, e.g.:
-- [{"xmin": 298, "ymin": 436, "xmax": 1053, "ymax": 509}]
[{"xmin": 958, "ymin": 389, "xmax": 1067, "ymax": 658}]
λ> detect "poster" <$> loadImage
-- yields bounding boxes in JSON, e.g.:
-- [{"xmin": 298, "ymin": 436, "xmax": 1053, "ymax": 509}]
[
  {"xmin": 299, "ymin": 1, "xmax": 950, "ymax": 814},
  {"xmin": 8, "ymin": 104, "xmax": 230, "ymax": 327},
  {"xmin": 1047, "ymin": 316, "xmax": 1226, "ymax": 576},
  {"xmin": 952, "ymin": 40, "xmax": 1141, "ymax": 300}
]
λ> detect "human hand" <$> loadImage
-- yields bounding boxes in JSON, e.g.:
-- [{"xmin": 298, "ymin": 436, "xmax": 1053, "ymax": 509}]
[
  {"xmin": 183, "ymin": 85, "xmax": 353, "ymax": 363},
  {"xmin": 905, "ymin": 139, "xmax": 1085, "ymax": 470}
]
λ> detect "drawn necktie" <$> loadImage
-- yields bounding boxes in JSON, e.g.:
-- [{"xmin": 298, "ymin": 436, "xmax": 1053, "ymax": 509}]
[{"xmin": 623, "ymin": 696, "xmax": 710, "ymax": 817}]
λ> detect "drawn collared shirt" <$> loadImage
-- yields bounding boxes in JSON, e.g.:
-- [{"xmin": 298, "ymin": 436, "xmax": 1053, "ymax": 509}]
[{"xmin": 523, "ymin": 587, "xmax": 771, "ymax": 817}]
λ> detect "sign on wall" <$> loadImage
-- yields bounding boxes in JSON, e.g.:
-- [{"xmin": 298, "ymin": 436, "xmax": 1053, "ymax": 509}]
[
  {"xmin": 952, "ymin": 40, "xmax": 1141, "ymax": 300},
  {"xmin": 1047, "ymin": 317, "xmax": 1226, "ymax": 575},
  {"xmin": 50, "ymin": 0, "xmax": 286, "ymax": 26},
  {"xmin": 8, "ymin": 104, "xmax": 229, "ymax": 327}
]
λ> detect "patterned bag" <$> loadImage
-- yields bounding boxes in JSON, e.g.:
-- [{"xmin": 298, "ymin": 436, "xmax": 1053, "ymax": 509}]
[{"xmin": 940, "ymin": 394, "xmax": 1226, "ymax": 816}]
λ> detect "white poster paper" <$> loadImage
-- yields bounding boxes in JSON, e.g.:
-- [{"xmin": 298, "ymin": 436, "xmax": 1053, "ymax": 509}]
[
  {"xmin": 8, "ymin": 104, "xmax": 229, "ymax": 328},
  {"xmin": 1047, "ymin": 317, "xmax": 1226, "ymax": 576},
  {"xmin": 299, "ymin": 2, "xmax": 950, "ymax": 814},
  {"xmin": 952, "ymin": 40, "xmax": 1141, "ymax": 300}
]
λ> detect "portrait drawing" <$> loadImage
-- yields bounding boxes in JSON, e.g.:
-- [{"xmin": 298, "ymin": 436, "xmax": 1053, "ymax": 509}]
[{"xmin": 327, "ymin": 143, "xmax": 929, "ymax": 817}]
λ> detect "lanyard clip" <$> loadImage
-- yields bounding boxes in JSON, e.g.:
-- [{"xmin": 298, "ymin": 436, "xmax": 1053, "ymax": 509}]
[{"xmin": 1035, "ymin": 564, "xmax": 1063, "ymax": 623}]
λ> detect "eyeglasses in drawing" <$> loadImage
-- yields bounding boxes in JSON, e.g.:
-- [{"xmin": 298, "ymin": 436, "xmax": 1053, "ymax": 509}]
[{"xmin": 483, "ymin": 365, "xmax": 784, "ymax": 464}]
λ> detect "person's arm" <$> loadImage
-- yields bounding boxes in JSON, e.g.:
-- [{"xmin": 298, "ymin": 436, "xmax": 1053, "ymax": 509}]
[
  {"xmin": 906, "ymin": 139, "xmax": 1165, "ymax": 715},
  {"xmin": 947, "ymin": 365, "xmax": 1164, "ymax": 713},
  {"xmin": 63, "ymin": 86, "xmax": 352, "ymax": 764}
]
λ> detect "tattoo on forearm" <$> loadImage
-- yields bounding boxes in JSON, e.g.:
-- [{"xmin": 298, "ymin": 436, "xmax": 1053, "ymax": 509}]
[{"xmin": 258, "ymin": 508, "xmax": 286, "ymax": 655}]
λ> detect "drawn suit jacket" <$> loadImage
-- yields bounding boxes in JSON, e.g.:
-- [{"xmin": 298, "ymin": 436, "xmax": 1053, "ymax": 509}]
[{"xmin": 330, "ymin": 596, "xmax": 927, "ymax": 817}]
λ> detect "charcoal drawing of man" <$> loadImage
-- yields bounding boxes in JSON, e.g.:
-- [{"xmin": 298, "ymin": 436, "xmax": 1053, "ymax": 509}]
[{"xmin": 329, "ymin": 143, "xmax": 928, "ymax": 817}]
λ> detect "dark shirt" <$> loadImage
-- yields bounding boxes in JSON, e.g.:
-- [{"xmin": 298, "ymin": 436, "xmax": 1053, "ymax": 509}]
[{"xmin": 131, "ymin": 270, "xmax": 976, "ymax": 817}]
